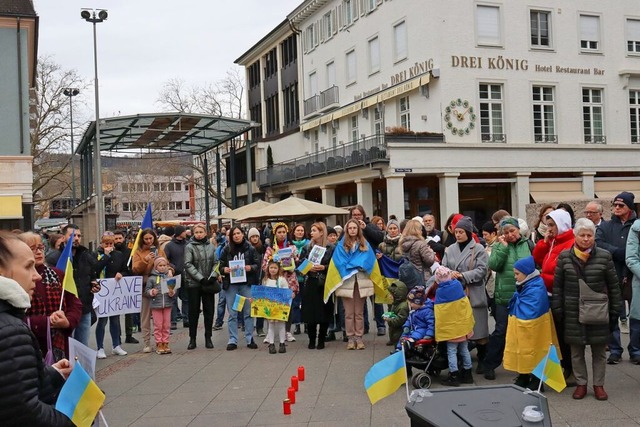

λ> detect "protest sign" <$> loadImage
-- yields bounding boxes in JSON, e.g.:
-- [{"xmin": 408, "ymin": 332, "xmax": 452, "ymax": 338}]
[
  {"xmin": 160, "ymin": 274, "xmax": 181, "ymax": 294},
  {"xmin": 68, "ymin": 337, "xmax": 97, "ymax": 379},
  {"xmin": 229, "ymin": 259, "xmax": 246, "ymax": 283},
  {"xmin": 250, "ymin": 285, "xmax": 293, "ymax": 321},
  {"xmin": 94, "ymin": 276, "xmax": 143, "ymax": 318}
]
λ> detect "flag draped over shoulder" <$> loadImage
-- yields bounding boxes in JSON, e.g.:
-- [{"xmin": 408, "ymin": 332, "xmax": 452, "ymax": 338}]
[
  {"xmin": 128, "ymin": 204, "xmax": 153, "ymax": 265},
  {"xmin": 364, "ymin": 350, "xmax": 406, "ymax": 405},
  {"xmin": 532, "ymin": 344, "xmax": 566, "ymax": 392},
  {"xmin": 323, "ymin": 240, "xmax": 386, "ymax": 303},
  {"xmin": 56, "ymin": 231, "xmax": 78, "ymax": 297},
  {"xmin": 503, "ymin": 276, "xmax": 560, "ymax": 374},
  {"xmin": 55, "ymin": 362, "xmax": 105, "ymax": 427},
  {"xmin": 434, "ymin": 280, "xmax": 474, "ymax": 341},
  {"xmin": 377, "ymin": 254, "xmax": 401, "ymax": 279}
]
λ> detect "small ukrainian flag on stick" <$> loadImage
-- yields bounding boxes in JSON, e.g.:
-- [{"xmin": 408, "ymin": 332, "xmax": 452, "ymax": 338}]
[
  {"xmin": 232, "ymin": 294, "xmax": 247, "ymax": 312},
  {"xmin": 532, "ymin": 343, "xmax": 566, "ymax": 393},
  {"xmin": 364, "ymin": 347, "xmax": 408, "ymax": 404},
  {"xmin": 55, "ymin": 361, "xmax": 105, "ymax": 427}
]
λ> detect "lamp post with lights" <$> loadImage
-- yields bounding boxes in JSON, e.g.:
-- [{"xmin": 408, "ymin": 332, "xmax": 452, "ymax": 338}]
[{"xmin": 63, "ymin": 88, "xmax": 79, "ymax": 207}]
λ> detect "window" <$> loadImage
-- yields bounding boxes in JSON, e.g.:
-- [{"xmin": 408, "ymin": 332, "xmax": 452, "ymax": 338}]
[
  {"xmin": 331, "ymin": 125, "xmax": 338, "ymax": 148},
  {"xmin": 350, "ymin": 115, "xmax": 359, "ymax": 141},
  {"xmin": 373, "ymin": 105, "xmax": 383, "ymax": 135},
  {"xmin": 264, "ymin": 48, "xmax": 277, "ymax": 79},
  {"xmin": 136, "ymin": 183, "xmax": 144, "ymax": 192},
  {"xmin": 281, "ymin": 34, "xmax": 297, "ymax": 68},
  {"xmin": 153, "ymin": 183, "xmax": 160, "ymax": 191},
  {"xmin": 122, "ymin": 202, "xmax": 130, "ymax": 212},
  {"xmin": 265, "ymin": 94, "xmax": 280, "ymax": 135},
  {"xmin": 168, "ymin": 183, "xmax": 175, "ymax": 192},
  {"xmin": 313, "ymin": 130, "xmax": 320, "ymax": 153},
  {"xmin": 366, "ymin": 0, "xmax": 381, "ymax": 13},
  {"xmin": 393, "ymin": 21, "xmax": 407, "ymax": 62},
  {"xmin": 532, "ymin": 86, "xmax": 556, "ymax": 143},
  {"xmin": 580, "ymin": 15, "xmax": 600, "ymax": 51},
  {"xmin": 185, "ymin": 201, "xmax": 190, "ymax": 210},
  {"xmin": 326, "ymin": 61, "xmax": 336, "ymax": 87},
  {"xmin": 368, "ymin": 36, "xmax": 380, "ymax": 74},
  {"xmin": 121, "ymin": 183, "xmax": 129, "ymax": 192},
  {"xmin": 627, "ymin": 19, "xmax": 640, "ymax": 53},
  {"xmin": 309, "ymin": 71, "xmax": 318, "ymax": 96},
  {"xmin": 399, "ymin": 96, "xmax": 410, "ymax": 130},
  {"xmin": 304, "ymin": 24, "xmax": 318, "ymax": 52},
  {"xmin": 248, "ymin": 61, "xmax": 260, "ymax": 88},
  {"xmin": 479, "ymin": 83, "xmax": 505, "ymax": 142},
  {"xmin": 582, "ymin": 88, "xmax": 605, "ymax": 143},
  {"xmin": 283, "ymin": 82, "xmax": 300, "ymax": 129},
  {"xmin": 476, "ymin": 5, "xmax": 501, "ymax": 46},
  {"xmin": 322, "ymin": 11, "xmax": 335, "ymax": 41},
  {"xmin": 343, "ymin": 0, "xmax": 356, "ymax": 27},
  {"xmin": 530, "ymin": 10, "xmax": 551, "ymax": 47},
  {"xmin": 346, "ymin": 50, "xmax": 356, "ymax": 84},
  {"xmin": 630, "ymin": 90, "xmax": 640, "ymax": 143},
  {"xmin": 175, "ymin": 183, "xmax": 181, "ymax": 192}
]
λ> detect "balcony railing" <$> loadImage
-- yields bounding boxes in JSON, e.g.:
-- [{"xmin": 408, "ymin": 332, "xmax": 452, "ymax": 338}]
[
  {"xmin": 481, "ymin": 133, "xmax": 507, "ymax": 143},
  {"xmin": 584, "ymin": 135, "xmax": 606, "ymax": 144},
  {"xmin": 303, "ymin": 94, "xmax": 320, "ymax": 117},
  {"xmin": 257, "ymin": 134, "xmax": 388, "ymax": 188},
  {"xmin": 534, "ymin": 134, "xmax": 558, "ymax": 144},
  {"xmin": 319, "ymin": 86, "xmax": 339, "ymax": 111}
]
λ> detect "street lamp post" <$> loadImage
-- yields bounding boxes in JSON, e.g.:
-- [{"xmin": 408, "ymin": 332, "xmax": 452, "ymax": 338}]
[
  {"xmin": 63, "ymin": 88, "xmax": 79, "ymax": 207},
  {"xmin": 81, "ymin": 8, "xmax": 107, "ymax": 237}
]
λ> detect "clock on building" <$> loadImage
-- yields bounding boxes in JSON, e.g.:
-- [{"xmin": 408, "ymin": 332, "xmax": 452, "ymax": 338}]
[{"xmin": 444, "ymin": 99, "xmax": 476, "ymax": 136}]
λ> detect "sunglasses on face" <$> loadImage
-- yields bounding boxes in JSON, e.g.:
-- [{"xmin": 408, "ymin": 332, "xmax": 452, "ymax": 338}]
[{"xmin": 613, "ymin": 203, "xmax": 626, "ymax": 208}]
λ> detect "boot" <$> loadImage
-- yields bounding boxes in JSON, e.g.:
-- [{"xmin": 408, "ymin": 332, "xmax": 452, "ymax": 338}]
[
  {"xmin": 514, "ymin": 374, "xmax": 530, "ymax": 388},
  {"xmin": 187, "ymin": 338, "xmax": 197, "ymax": 350},
  {"xmin": 460, "ymin": 368, "xmax": 474, "ymax": 384},
  {"xmin": 205, "ymin": 337, "xmax": 214, "ymax": 349},
  {"xmin": 155, "ymin": 343, "xmax": 164, "ymax": 355},
  {"xmin": 593, "ymin": 385, "xmax": 608, "ymax": 401},
  {"xmin": 572, "ymin": 385, "xmax": 587, "ymax": 400},
  {"xmin": 325, "ymin": 330, "xmax": 336, "ymax": 342},
  {"xmin": 475, "ymin": 344, "xmax": 487, "ymax": 374},
  {"xmin": 317, "ymin": 336, "xmax": 325, "ymax": 350},
  {"xmin": 278, "ymin": 343, "xmax": 287, "ymax": 353},
  {"xmin": 308, "ymin": 328, "xmax": 317, "ymax": 350},
  {"xmin": 528, "ymin": 376, "xmax": 544, "ymax": 392},
  {"xmin": 441, "ymin": 371, "xmax": 461, "ymax": 387},
  {"xmin": 268, "ymin": 343, "xmax": 277, "ymax": 354},
  {"xmin": 293, "ymin": 324, "xmax": 301, "ymax": 335}
]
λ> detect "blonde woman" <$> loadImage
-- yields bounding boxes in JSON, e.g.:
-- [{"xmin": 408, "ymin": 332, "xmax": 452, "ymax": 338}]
[{"xmin": 400, "ymin": 219, "xmax": 436, "ymax": 282}]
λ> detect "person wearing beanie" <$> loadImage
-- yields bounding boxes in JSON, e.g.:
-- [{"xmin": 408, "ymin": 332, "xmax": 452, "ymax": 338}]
[
  {"xmin": 596, "ymin": 191, "xmax": 637, "ymax": 365},
  {"xmin": 158, "ymin": 226, "xmax": 174, "ymax": 253},
  {"xmin": 433, "ymin": 266, "xmax": 475, "ymax": 387},
  {"xmin": 396, "ymin": 285, "xmax": 435, "ymax": 353},
  {"xmin": 326, "ymin": 227, "xmax": 338, "ymax": 245},
  {"xmin": 145, "ymin": 256, "xmax": 176, "ymax": 354},
  {"xmin": 503, "ymin": 255, "xmax": 554, "ymax": 390},
  {"xmin": 441, "ymin": 216, "xmax": 489, "ymax": 377},
  {"xmin": 378, "ymin": 219, "xmax": 402, "ymax": 261},
  {"xmin": 333, "ymin": 225, "xmax": 343, "ymax": 238},
  {"xmin": 164, "ymin": 225, "xmax": 190, "ymax": 330},
  {"xmin": 384, "ymin": 280, "xmax": 410, "ymax": 346},
  {"xmin": 484, "ymin": 216, "xmax": 534, "ymax": 380}
]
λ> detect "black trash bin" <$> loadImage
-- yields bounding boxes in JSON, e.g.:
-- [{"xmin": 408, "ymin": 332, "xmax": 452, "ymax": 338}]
[{"xmin": 405, "ymin": 384, "xmax": 552, "ymax": 427}]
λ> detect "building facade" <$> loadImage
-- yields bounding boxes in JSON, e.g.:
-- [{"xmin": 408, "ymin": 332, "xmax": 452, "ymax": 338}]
[
  {"xmin": 240, "ymin": 0, "xmax": 640, "ymax": 226},
  {"xmin": 0, "ymin": 0, "xmax": 38, "ymax": 230}
]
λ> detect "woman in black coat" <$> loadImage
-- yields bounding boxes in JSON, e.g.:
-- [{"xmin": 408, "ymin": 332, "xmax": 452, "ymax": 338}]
[
  {"xmin": 551, "ymin": 218, "xmax": 621, "ymax": 401},
  {"xmin": 0, "ymin": 231, "xmax": 74, "ymax": 426},
  {"xmin": 299, "ymin": 222, "xmax": 335, "ymax": 350}
]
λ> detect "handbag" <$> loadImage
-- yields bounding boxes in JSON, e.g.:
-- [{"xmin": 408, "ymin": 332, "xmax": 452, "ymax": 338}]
[{"xmin": 572, "ymin": 260, "xmax": 609, "ymax": 325}]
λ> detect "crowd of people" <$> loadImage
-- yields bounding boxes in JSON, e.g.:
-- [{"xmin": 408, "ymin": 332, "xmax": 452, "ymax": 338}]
[{"xmin": 2, "ymin": 191, "xmax": 640, "ymax": 423}]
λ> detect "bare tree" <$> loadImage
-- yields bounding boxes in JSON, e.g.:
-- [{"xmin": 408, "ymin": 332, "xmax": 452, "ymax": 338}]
[{"xmin": 31, "ymin": 56, "xmax": 90, "ymax": 211}]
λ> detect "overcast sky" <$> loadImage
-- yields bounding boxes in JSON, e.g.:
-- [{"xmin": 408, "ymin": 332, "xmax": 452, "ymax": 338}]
[{"xmin": 33, "ymin": 0, "xmax": 301, "ymax": 119}]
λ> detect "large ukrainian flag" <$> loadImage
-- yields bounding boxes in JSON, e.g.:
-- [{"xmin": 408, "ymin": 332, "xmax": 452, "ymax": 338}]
[
  {"xmin": 364, "ymin": 350, "xmax": 407, "ymax": 405},
  {"xmin": 503, "ymin": 275, "xmax": 560, "ymax": 374},
  {"xmin": 55, "ymin": 362, "xmax": 105, "ymax": 427},
  {"xmin": 323, "ymin": 240, "xmax": 387, "ymax": 304},
  {"xmin": 434, "ymin": 280, "xmax": 475, "ymax": 341}
]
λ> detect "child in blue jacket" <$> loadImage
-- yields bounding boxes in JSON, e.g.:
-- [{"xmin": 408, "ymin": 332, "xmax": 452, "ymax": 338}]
[{"xmin": 396, "ymin": 285, "xmax": 435, "ymax": 351}]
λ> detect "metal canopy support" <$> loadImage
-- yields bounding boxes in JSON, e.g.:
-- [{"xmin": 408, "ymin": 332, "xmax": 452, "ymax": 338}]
[
  {"xmin": 246, "ymin": 141, "xmax": 253, "ymax": 204},
  {"xmin": 229, "ymin": 140, "xmax": 237, "ymax": 209},
  {"xmin": 216, "ymin": 148, "xmax": 222, "ymax": 229},
  {"xmin": 203, "ymin": 154, "xmax": 211, "ymax": 233}
]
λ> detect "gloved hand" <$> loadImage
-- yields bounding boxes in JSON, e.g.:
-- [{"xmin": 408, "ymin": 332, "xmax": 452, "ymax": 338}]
[
  {"xmin": 200, "ymin": 277, "xmax": 208, "ymax": 286},
  {"xmin": 207, "ymin": 277, "xmax": 217, "ymax": 287},
  {"xmin": 609, "ymin": 314, "xmax": 619, "ymax": 333}
]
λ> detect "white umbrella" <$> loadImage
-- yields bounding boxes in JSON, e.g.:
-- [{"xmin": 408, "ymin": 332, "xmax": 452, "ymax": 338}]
[{"xmin": 237, "ymin": 196, "xmax": 349, "ymax": 221}]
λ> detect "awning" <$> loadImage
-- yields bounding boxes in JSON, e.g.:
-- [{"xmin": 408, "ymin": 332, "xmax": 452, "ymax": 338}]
[
  {"xmin": 529, "ymin": 182, "xmax": 589, "ymax": 203},
  {"xmin": 379, "ymin": 74, "xmax": 427, "ymax": 101},
  {"xmin": 595, "ymin": 180, "xmax": 640, "ymax": 200},
  {"xmin": 331, "ymin": 101, "xmax": 363, "ymax": 121},
  {"xmin": 319, "ymin": 113, "xmax": 334, "ymax": 125},
  {"xmin": 0, "ymin": 195, "xmax": 23, "ymax": 219}
]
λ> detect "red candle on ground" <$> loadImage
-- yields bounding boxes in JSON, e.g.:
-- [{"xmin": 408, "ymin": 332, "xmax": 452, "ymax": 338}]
[
  {"xmin": 298, "ymin": 365, "xmax": 305, "ymax": 381},
  {"xmin": 283, "ymin": 399, "xmax": 291, "ymax": 415},
  {"xmin": 288, "ymin": 387, "xmax": 296, "ymax": 404},
  {"xmin": 291, "ymin": 375, "xmax": 299, "ymax": 391}
]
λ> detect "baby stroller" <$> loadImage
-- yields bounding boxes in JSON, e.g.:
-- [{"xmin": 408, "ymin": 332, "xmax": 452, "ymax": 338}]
[{"xmin": 404, "ymin": 337, "xmax": 449, "ymax": 389}]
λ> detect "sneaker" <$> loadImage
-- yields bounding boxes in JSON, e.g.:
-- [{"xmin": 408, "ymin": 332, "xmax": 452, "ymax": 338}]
[
  {"xmin": 112, "ymin": 346, "xmax": 128, "ymax": 356},
  {"xmin": 143, "ymin": 346, "xmax": 152, "ymax": 353},
  {"xmin": 347, "ymin": 339, "xmax": 356, "ymax": 350},
  {"xmin": 278, "ymin": 343, "xmax": 287, "ymax": 353},
  {"xmin": 164, "ymin": 344, "xmax": 172, "ymax": 354},
  {"xmin": 257, "ymin": 328, "xmax": 266, "ymax": 337},
  {"xmin": 620, "ymin": 321, "xmax": 630, "ymax": 334},
  {"xmin": 226, "ymin": 343, "xmax": 238, "ymax": 351},
  {"xmin": 247, "ymin": 340, "xmax": 258, "ymax": 349},
  {"xmin": 286, "ymin": 332, "xmax": 296, "ymax": 342},
  {"xmin": 213, "ymin": 324, "xmax": 223, "ymax": 331},
  {"xmin": 356, "ymin": 339, "xmax": 365, "ymax": 350},
  {"xmin": 607, "ymin": 354, "xmax": 621, "ymax": 365},
  {"xmin": 125, "ymin": 336, "xmax": 139, "ymax": 344},
  {"xmin": 97, "ymin": 348, "xmax": 107, "ymax": 359},
  {"xmin": 263, "ymin": 337, "xmax": 269, "ymax": 344},
  {"xmin": 170, "ymin": 322, "xmax": 177, "ymax": 330},
  {"xmin": 631, "ymin": 356, "xmax": 640, "ymax": 365},
  {"xmin": 377, "ymin": 327, "xmax": 386, "ymax": 336},
  {"xmin": 268, "ymin": 343, "xmax": 277, "ymax": 354}
]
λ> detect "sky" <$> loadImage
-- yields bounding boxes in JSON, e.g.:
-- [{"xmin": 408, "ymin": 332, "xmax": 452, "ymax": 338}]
[{"xmin": 33, "ymin": 0, "xmax": 302, "ymax": 119}]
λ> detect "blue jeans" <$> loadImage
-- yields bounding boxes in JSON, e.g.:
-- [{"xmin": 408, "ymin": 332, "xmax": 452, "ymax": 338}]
[
  {"xmin": 73, "ymin": 312, "xmax": 92, "ymax": 346},
  {"xmin": 225, "ymin": 285, "xmax": 254, "ymax": 345},
  {"xmin": 447, "ymin": 341, "xmax": 472, "ymax": 372},
  {"xmin": 215, "ymin": 290, "xmax": 226, "ymax": 326},
  {"xmin": 628, "ymin": 318, "xmax": 640, "ymax": 358},
  {"xmin": 608, "ymin": 322, "xmax": 623, "ymax": 357},
  {"xmin": 95, "ymin": 315, "xmax": 121, "ymax": 349},
  {"xmin": 483, "ymin": 304, "xmax": 509, "ymax": 370}
]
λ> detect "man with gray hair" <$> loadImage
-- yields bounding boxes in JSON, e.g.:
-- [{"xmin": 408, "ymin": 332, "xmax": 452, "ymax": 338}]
[
  {"xmin": 583, "ymin": 201, "xmax": 605, "ymax": 227},
  {"xmin": 422, "ymin": 214, "xmax": 445, "ymax": 260}
]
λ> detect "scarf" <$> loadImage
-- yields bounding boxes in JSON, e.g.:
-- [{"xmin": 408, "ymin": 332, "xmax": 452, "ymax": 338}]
[{"xmin": 573, "ymin": 245, "xmax": 591, "ymax": 263}]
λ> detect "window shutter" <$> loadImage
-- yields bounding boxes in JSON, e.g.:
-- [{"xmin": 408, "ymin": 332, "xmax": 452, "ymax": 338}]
[
  {"xmin": 314, "ymin": 22, "xmax": 320, "ymax": 47},
  {"xmin": 360, "ymin": 0, "xmax": 366, "ymax": 16},
  {"xmin": 476, "ymin": 5, "xmax": 500, "ymax": 44},
  {"xmin": 353, "ymin": 0, "xmax": 359, "ymax": 21},
  {"xmin": 626, "ymin": 19, "xmax": 640, "ymax": 42},
  {"xmin": 338, "ymin": 5, "xmax": 344, "ymax": 28},
  {"xmin": 580, "ymin": 15, "xmax": 599, "ymax": 42},
  {"xmin": 333, "ymin": 9, "xmax": 338, "ymax": 34}
]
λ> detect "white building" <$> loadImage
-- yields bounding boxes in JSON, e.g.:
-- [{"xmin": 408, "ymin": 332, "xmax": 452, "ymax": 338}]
[{"xmin": 240, "ymin": 0, "xmax": 640, "ymax": 226}]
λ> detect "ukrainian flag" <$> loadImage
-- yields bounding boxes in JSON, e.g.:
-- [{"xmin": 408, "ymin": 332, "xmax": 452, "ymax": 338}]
[
  {"xmin": 364, "ymin": 350, "xmax": 407, "ymax": 405},
  {"xmin": 532, "ymin": 344, "xmax": 566, "ymax": 392},
  {"xmin": 56, "ymin": 230, "xmax": 78, "ymax": 297},
  {"xmin": 296, "ymin": 258, "xmax": 313, "ymax": 275},
  {"xmin": 55, "ymin": 362, "xmax": 105, "ymax": 427},
  {"xmin": 434, "ymin": 280, "xmax": 474, "ymax": 341},
  {"xmin": 232, "ymin": 294, "xmax": 246, "ymax": 311},
  {"xmin": 128, "ymin": 203, "xmax": 153, "ymax": 266},
  {"xmin": 503, "ymin": 275, "xmax": 560, "ymax": 374},
  {"xmin": 323, "ymin": 240, "xmax": 387, "ymax": 304}
]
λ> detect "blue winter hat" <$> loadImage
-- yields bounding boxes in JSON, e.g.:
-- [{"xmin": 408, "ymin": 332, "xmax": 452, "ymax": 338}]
[
  {"xmin": 514, "ymin": 256, "xmax": 536, "ymax": 276},
  {"xmin": 407, "ymin": 285, "xmax": 426, "ymax": 306}
]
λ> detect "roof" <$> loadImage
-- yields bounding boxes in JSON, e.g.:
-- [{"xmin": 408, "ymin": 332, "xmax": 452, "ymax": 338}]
[
  {"xmin": 76, "ymin": 112, "xmax": 258, "ymax": 156},
  {"xmin": 0, "ymin": 0, "xmax": 36, "ymax": 16},
  {"xmin": 234, "ymin": 18, "xmax": 291, "ymax": 65}
]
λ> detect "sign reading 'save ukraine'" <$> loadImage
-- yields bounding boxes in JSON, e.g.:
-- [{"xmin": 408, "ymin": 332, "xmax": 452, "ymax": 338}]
[{"xmin": 94, "ymin": 276, "xmax": 143, "ymax": 317}]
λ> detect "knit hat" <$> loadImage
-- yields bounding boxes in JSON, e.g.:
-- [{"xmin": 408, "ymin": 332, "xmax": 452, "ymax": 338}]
[
  {"xmin": 614, "ymin": 191, "xmax": 635, "ymax": 211},
  {"xmin": 327, "ymin": 226, "xmax": 337, "ymax": 236},
  {"xmin": 546, "ymin": 209, "xmax": 571, "ymax": 235},
  {"xmin": 163, "ymin": 225, "xmax": 175, "ymax": 236},
  {"xmin": 154, "ymin": 256, "xmax": 168, "ymax": 270},
  {"xmin": 174, "ymin": 225, "xmax": 187, "ymax": 237},
  {"xmin": 248, "ymin": 227, "xmax": 260, "ymax": 238},
  {"xmin": 513, "ymin": 256, "xmax": 536, "ymax": 276},
  {"xmin": 434, "ymin": 266, "xmax": 452, "ymax": 283},
  {"xmin": 387, "ymin": 219, "xmax": 400, "ymax": 229},
  {"xmin": 407, "ymin": 285, "xmax": 426, "ymax": 306},
  {"xmin": 450, "ymin": 213, "xmax": 464, "ymax": 230},
  {"xmin": 455, "ymin": 216, "xmax": 474, "ymax": 233},
  {"xmin": 334, "ymin": 225, "xmax": 343, "ymax": 233},
  {"xmin": 499, "ymin": 217, "xmax": 519, "ymax": 230}
]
